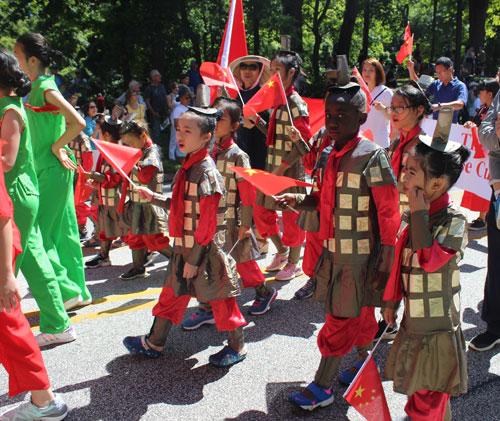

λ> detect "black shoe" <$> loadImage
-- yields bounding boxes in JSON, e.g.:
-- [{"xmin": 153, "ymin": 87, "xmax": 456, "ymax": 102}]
[
  {"xmin": 374, "ymin": 319, "xmax": 398, "ymax": 341},
  {"xmin": 468, "ymin": 218, "xmax": 486, "ymax": 231},
  {"xmin": 85, "ymin": 254, "xmax": 111, "ymax": 268},
  {"xmin": 120, "ymin": 267, "xmax": 147, "ymax": 280},
  {"xmin": 469, "ymin": 331, "xmax": 500, "ymax": 351},
  {"xmin": 294, "ymin": 279, "xmax": 315, "ymax": 300}
]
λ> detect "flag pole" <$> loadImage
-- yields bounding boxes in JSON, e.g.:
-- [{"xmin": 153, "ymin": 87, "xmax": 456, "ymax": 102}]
[
  {"xmin": 410, "ymin": 33, "xmax": 414, "ymax": 61},
  {"xmin": 272, "ymin": 195, "xmax": 299, "ymax": 214},
  {"xmin": 277, "ymin": 72, "xmax": 294, "ymax": 129},
  {"xmin": 227, "ymin": 238, "xmax": 240, "ymax": 256}
]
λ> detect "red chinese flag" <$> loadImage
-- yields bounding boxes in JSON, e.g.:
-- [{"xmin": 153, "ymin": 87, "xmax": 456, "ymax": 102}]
[
  {"xmin": 230, "ymin": 166, "xmax": 314, "ymax": 196},
  {"xmin": 396, "ymin": 23, "xmax": 413, "ymax": 64},
  {"xmin": 343, "ymin": 357, "xmax": 392, "ymax": 421},
  {"xmin": 243, "ymin": 73, "xmax": 286, "ymax": 117},
  {"xmin": 200, "ymin": 62, "xmax": 239, "ymax": 91},
  {"xmin": 352, "ymin": 66, "xmax": 372, "ymax": 113},
  {"xmin": 74, "ymin": 165, "xmax": 94, "ymax": 206},
  {"xmin": 303, "ymin": 97, "xmax": 325, "ymax": 135},
  {"xmin": 362, "ymin": 128, "xmax": 374, "ymax": 141},
  {"xmin": 91, "ymin": 139, "xmax": 142, "ymax": 182},
  {"xmin": 217, "ymin": 0, "xmax": 248, "ymax": 68}
]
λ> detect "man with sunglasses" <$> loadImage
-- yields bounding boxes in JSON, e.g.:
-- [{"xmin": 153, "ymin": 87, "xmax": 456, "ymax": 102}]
[{"xmin": 408, "ymin": 57, "xmax": 467, "ymax": 123}]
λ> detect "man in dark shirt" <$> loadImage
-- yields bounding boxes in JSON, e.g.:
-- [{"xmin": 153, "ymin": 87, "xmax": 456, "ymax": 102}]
[{"xmin": 144, "ymin": 70, "xmax": 167, "ymax": 143}]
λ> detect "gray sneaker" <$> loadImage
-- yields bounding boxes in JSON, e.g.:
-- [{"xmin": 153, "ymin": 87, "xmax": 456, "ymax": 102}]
[{"xmin": 0, "ymin": 395, "xmax": 68, "ymax": 420}]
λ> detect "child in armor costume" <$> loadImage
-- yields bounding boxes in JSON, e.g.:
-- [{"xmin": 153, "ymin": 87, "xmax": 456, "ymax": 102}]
[
  {"xmin": 84, "ymin": 117, "xmax": 129, "ymax": 268},
  {"xmin": 383, "ymin": 108, "xmax": 469, "ymax": 420},
  {"xmin": 181, "ymin": 98, "xmax": 277, "ymax": 330},
  {"xmin": 123, "ymin": 107, "xmax": 247, "ymax": 367},
  {"xmin": 253, "ymin": 50, "xmax": 312, "ymax": 281},
  {"xmin": 118, "ymin": 120, "xmax": 171, "ymax": 280},
  {"xmin": 276, "ymin": 82, "xmax": 400, "ymax": 411}
]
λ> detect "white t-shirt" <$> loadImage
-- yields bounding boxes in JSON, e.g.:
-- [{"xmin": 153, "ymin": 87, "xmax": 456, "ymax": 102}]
[
  {"xmin": 361, "ymin": 85, "xmax": 393, "ymax": 148},
  {"xmin": 170, "ymin": 104, "xmax": 188, "ymax": 144}
]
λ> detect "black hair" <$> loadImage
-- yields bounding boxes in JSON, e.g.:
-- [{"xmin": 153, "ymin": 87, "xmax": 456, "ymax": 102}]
[
  {"xmin": 100, "ymin": 120, "xmax": 121, "ymax": 142},
  {"xmin": 0, "ymin": 47, "xmax": 31, "ymax": 97},
  {"xmin": 82, "ymin": 100, "xmax": 96, "ymax": 116},
  {"xmin": 182, "ymin": 107, "xmax": 224, "ymax": 137},
  {"xmin": 120, "ymin": 119, "xmax": 150, "ymax": 137},
  {"xmin": 271, "ymin": 50, "xmax": 302, "ymax": 83},
  {"xmin": 435, "ymin": 57, "xmax": 453, "ymax": 69},
  {"xmin": 16, "ymin": 33, "xmax": 63, "ymax": 68},
  {"xmin": 394, "ymin": 83, "xmax": 433, "ymax": 121},
  {"xmin": 211, "ymin": 97, "xmax": 241, "ymax": 139},
  {"xmin": 411, "ymin": 141, "xmax": 471, "ymax": 188},
  {"xmin": 479, "ymin": 78, "xmax": 500, "ymax": 97}
]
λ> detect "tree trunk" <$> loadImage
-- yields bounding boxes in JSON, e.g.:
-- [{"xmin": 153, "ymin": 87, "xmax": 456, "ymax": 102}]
[
  {"xmin": 336, "ymin": 0, "xmax": 359, "ymax": 59},
  {"xmin": 359, "ymin": 0, "xmax": 370, "ymax": 64},
  {"xmin": 455, "ymin": 0, "xmax": 463, "ymax": 78},
  {"xmin": 468, "ymin": 0, "xmax": 489, "ymax": 50},
  {"xmin": 180, "ymin": 2, "xmax": 201, "ymax": 63},
  {"xmin": 430, "ymin": 0, "xmax": 438, "ymax": 62},
  {"xmin": 250, "ymin": 0, "xmax": 261, "ymax": 54},
  {"xmin": 281, "ymin": 0, "xmax": 304, "ymax": 52},
  {"xmin": 311, "ymin": 0, "xmax": 331, "ymax": 83}
]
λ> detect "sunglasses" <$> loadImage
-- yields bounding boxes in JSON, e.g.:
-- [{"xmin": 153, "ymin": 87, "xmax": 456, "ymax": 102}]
[
  {"xmin": 240, "ymin": 63, "xmax": 259, "ymax": 71},
  {"xmin": 89, "ymin": 105, "xmax": 97, "ymax": 109}
]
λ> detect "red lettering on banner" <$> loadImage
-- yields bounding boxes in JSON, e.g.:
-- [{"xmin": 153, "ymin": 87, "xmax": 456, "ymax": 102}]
[
  {"xmin": 465, "ymin": 162, "xmax": 472, "ymax": 173},
  {"xmin": 461, "ymin": 132, "xmax": 471, "ymax": 147},
  {"xmin": 477, "ymin": 161, "xmax": 489, "ymax": 179}
]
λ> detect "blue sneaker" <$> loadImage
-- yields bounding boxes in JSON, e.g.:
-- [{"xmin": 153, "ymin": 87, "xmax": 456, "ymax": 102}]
[
  {"xmin": 209, "ymin": 345, "xmax": 247, "ymax": 367},
  {"xmin": 338, "ymin": 358, "xmax": 378, "ymax": 385},
  {"xmin": 181, "ymin": 308, "xmax": 215, "ymax": 330},
  {"xmin": 248, "ymin": 288, "xmax": 278, "ymax": 315},
  {"xmin": 123, "ymin": 335, "xmax": 162, "ymax": 358},
  {"xmin": 289, "ymin": 382, "xmax": 334, "ymax": 411}
]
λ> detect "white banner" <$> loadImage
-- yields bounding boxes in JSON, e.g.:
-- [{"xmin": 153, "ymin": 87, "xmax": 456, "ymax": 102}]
[{"xmin": 421, "ymin": 118, "xmax": 490, "ymax": 201}]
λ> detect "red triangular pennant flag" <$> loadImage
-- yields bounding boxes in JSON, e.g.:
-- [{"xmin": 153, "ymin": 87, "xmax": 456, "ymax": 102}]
[
  {"xmin": 217, "ymin": 0, "xmax": 248, "ymax": 68},
  {"xmin": 352, "ymin": 66, "xmax": 373, "ymax": 113},
  {"xmin": 303, "ymin": 97, "xmax": 325, "ymax": 135},
  {"xmin": 343, "ymin": 357, "xmax": 392, "ymax": 421},
  {"xmin": 230, "ymin": 166, "xmax": 313, "ymax": 196},
  {"xmin": 396, "ymin": 23, "xmax": 413, "ymax": 64},
  {"xmin": 91, "ymin": 139, "xmax": 142, "ymax": 182},
  {"xmin": 242, "ymin": 73, "xmax": 286, "ymax": 117},
  {"xmin": 74, "ymin": 165, "xmax": 94, "ymax": 206}
]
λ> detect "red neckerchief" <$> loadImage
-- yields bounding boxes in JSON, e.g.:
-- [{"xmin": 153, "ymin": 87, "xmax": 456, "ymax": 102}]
[
  {"xmin": 319, "ymin": 134, "xmax": 362, "ymax": 240},
  {"xmin": 391, "ymin": 126, "xmax": 422, "ymax": 180},
  {"xmin": 212, "ymin": 137, "xmax": 235, "ymax": 160},
  {"xmin": 169, "ymin": 147, "xmax": 210, "ymax": 237},
  {"xmin": 266, "ymin": 85, "xmax": 295, "ymax": 147},
  {"xmin": 118, "ymin": 138, "xmax": 153, "ymax": 213},
  {"xmin": 383, "ymin": 192, "xmax": 451, "ymax": 302}
]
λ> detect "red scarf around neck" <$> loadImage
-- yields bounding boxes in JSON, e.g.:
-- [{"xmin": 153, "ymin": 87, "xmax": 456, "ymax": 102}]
[
  {"xmin": 383, "ymin": 192, "xmax": 451, "ymax": 302},
  {"xmin": 212, "ymin": 137, "xmax": 235, "ymax": 160},
  {"xmin": 391, "ymin": 126, "xmax": 422, "ymax": 179},
  {"xmin": 319, "ymin": 134, "xmax": 362, "ymax": 240},
  {"xmin": 169, "ymin": 147, "xmax": 210, "ymax": 237},
  {"xmin": 266, "ymin": 85, "xmax": 296, "ymax": 147}
]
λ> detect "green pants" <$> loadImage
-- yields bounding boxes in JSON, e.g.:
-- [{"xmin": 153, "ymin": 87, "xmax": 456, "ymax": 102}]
[
  {"xmin": 37, "ymin": 165, "xmax": 91, "ymax": 301},
  {"xmin": 9, "ymin": 177, "xmax": 71, "ymax": 333}
]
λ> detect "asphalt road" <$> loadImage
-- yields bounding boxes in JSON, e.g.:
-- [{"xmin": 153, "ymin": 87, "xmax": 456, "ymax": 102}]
[{"xmin": 1, "ymin": 191, "xmax": 499, "ymax": 421}]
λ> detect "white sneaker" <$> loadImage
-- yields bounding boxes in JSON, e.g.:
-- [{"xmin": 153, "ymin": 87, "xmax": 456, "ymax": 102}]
[
  {"xmin": 275, "ymin": 263, "xmax": 303, "ymax": 281},
  {"xmin": 64, "ymin": 295, "xmax": 92, "ymax": 311},
  {"xmin": 36, "ymin": 326, "xmax": 77, "ymax": 348},
  {"xmin": 265, "ymin": 253, "xmax": 289, "ymax": 271},
  {"xmin": 0, "ymin": 395, "xmax": 68, "ymax": 421}
]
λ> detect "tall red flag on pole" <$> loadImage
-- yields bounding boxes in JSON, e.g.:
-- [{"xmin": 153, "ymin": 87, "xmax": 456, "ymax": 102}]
[
  {"xmin": 396, "ymin": 22, "xmax": 413, "ymax": 64},
  {"xmin": 343, "ymin": 356, "xmax": 392, "ymax": 421},
  {"xmin": 242, "ymin": 73, "xmax": 287, "ymax": 117},
  {"xmin": 216, "ymin": 0, "xmax": 248, "ymax": 68},
  {"xmin": 352, "ymin": 66, "xmax": 373, "ymax": 113}
]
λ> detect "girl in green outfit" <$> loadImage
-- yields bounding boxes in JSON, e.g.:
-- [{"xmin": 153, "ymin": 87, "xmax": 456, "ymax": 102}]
[
  {"xmin": 0, "ymin": 47, "xmax": 76, "ymax": 346},
  {"xmin": 14, "ymin": 33, "xmax": 91, "ymax": 310}
]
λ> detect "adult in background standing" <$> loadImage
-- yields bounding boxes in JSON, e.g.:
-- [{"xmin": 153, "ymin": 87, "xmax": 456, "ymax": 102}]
[
  {"xmin": 408, "ymin": 56, "xmax": 467, "ymax": 124},
  {"xmin": 116, "ymin": 79, "xmax": 145, "ymax": 108},
  {"xmin": 187, "ymin": 60, "xmax": 201, "ymax": 94},
  {"xmin": 360, "ymin": 58, "xmax": 393, "ymax": 148},
  {"xmin": 470, "ymin": 89, "xmax": 500, "ymax": 352},
  {"xmin": 229, "ymin": 55, "xmax": 272, "ymax": 170},
  {"xmin": 144, "ymin": 70, "xmax": 167, "ymax": 144}
]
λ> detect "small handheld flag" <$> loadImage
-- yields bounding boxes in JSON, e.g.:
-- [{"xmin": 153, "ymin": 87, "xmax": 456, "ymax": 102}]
[
  {"xmin": 242, "ymin": 73, "xmax": 287, "ymax": 117},
  {"xmin": 396, "ymin": 23, "xmax": 413, "ymax": 65}
]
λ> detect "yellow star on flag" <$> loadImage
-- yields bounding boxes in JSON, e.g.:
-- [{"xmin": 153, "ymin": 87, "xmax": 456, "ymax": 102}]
[
  {"xmin": 355, "ymin": 386, "xmax": 365, "ymax": 398},
  {"xmin": 244, "ymin": 169, "xmax": 260, "ymax": 176},
  {"xmin": 267, "ymin": 80, "xmax": 275, "ymax": 88}
]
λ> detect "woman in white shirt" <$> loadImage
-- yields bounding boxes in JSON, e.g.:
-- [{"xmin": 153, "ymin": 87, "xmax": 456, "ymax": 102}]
[{"xmin": 360, "ymin": 58, "xmax": 393, "ymax": 148}]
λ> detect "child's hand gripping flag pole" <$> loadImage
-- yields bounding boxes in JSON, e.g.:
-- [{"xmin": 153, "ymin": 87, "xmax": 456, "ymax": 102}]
[
  {"xmin": 90, "ymin": 139, "xmax": 142, "ymax": 189},
  {"xmin": 230, "ymin": 166, "xmax": 315, "ymax": 214},
  {"xmin": 343, "ymin": 323, "xmax": 392, "ymax": 421}
]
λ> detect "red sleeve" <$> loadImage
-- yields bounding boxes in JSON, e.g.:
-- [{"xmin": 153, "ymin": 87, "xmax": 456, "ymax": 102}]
[
  {"xmin": 82, "ymin": 151, "xmax": 93, "ymax": 172},
  {"xmin": 194, "ymin": 193, "xmax": 222, "ymax": 246},
  {"xmin": 417, "ymin": 241, "xmax": 456, "ymax": 272},
  {"xmin": 302, "ymin": 145, "xmax": 318, "ymax": 173},
  {"xmin": 371, "ymin": 184, "xmax": 400, "ymax": 246},
  {"xmin": 293, "ymin": 116, "xmax": 312, "ymax": 141},
  {"xmin": 237, "ymin": 180, "xmax": 256, "ymax": 206},
  {"xmin": 101, "ymin": 171, "xmax": 122, "ymax": 189},
  {"xmin": 137, "ymin": 165, "xmax": 157, "ymax": 184}
]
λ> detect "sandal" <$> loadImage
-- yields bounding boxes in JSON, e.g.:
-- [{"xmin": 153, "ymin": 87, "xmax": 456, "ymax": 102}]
[
  {"xmin": 208, "ymin": 345, "xmax": 246, "ymax": 367},
  {"xmin": 123, "ymin": 335, "xmax": 162, "ymax": 358},
  {"xmin": 289, "ymin": 382, "xmax": 334, "ymax": 411},
  {"xmin": 82, "ymin": 237, "xmax": 101, "ymax": 248}
]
